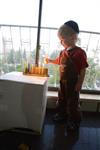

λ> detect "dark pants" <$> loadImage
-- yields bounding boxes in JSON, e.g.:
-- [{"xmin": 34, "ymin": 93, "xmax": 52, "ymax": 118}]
[{"xmin": 56, "ymin": 80, "xmax": 82, "ymax": 123}]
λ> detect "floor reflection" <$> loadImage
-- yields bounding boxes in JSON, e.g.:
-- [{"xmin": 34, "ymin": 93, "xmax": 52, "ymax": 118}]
[{"xmin": 52, "ymin": 124, "xmax": 79, "ymax": 150}]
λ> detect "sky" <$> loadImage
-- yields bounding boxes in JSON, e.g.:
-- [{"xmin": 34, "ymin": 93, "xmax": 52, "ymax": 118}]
[
  {"xmin": 0, "ymin": 0, "xmax": 39, "ymax": 26},
  {"xmin": 0, "ymin": 0, "xmax": 100, "ymax": 32}
]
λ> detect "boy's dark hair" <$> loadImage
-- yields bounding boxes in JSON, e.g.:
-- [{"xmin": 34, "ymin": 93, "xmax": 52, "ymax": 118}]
[{"xmin": 64, "ymin": 20, "xmax": 79, "ymax": 34}]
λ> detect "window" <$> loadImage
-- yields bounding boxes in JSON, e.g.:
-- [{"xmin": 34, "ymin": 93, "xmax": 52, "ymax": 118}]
[
  {"xmin": 40, "ymin": 0, "xmax": 100, "ymax": 91},
  {"xmin": 39, "ymin": 27, "xmax": 100, "ymax": 91},
  {"xmin": 0, "ymin": 0, "xmax": 39, "ymax": 73},
  {"xmin": 0, "ymin": 0, "xmax": 39, "ymax": 26},
  {"xmin": 0, "ymin": 0, "xmax": 100, "ymax": 92}
]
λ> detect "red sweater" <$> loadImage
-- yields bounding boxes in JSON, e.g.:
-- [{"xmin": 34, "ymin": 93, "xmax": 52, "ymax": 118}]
[{"xmin": 52, "ymin": 46, "xmax": 88, "ymax": 74}]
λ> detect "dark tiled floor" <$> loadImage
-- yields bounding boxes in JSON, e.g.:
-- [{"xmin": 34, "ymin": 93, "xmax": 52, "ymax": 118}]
[{"xmin": 0, "ymin": 109, "xmax": 100, "ymax": 150}]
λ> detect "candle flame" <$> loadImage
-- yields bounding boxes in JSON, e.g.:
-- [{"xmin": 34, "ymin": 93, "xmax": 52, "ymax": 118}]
[{"xmin": 44, "ymin": 58, "xmax": 47, "ymax": 64}]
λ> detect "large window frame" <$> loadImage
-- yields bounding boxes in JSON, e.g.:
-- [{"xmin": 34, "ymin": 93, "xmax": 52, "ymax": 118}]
[{"xmin": 0, "ymin": 0, "xmax": 100, "ymax": 94}]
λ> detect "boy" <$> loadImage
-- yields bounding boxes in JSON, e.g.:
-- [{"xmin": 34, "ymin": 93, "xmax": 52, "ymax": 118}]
[{"xmin": 45, "ymin": 20, "xmax": 88, "ymax": 131}]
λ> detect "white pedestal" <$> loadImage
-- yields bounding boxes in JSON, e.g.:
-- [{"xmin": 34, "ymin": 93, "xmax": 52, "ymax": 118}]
[{"xmin": 0, "ymin": 72, "xmax": 48, "ymax": 134}]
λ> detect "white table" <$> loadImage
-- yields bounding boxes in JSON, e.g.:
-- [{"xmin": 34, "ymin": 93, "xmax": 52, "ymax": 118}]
[{"xmin": 0, "ymin": 72, "xmax": 48, "ymax": 134}]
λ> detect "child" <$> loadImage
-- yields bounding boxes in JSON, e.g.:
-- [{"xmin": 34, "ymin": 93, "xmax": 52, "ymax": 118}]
[{"xmin": 45, "ymin": 20, "xmax": 88, "ymax": 131}]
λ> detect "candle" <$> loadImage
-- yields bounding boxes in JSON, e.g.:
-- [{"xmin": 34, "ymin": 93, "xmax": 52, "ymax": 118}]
[{"xmin": 23, "ymin": 64, "xmax": 48, "ymax": 77}]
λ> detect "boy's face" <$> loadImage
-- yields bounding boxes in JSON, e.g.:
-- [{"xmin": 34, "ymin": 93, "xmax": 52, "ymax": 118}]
[{"xmin": 58, "ymin": 33, "xmax": 68, "ymax": 49}]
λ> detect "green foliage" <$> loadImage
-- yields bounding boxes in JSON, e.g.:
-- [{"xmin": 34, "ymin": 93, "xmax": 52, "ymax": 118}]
[
  {"xmin": 7, "ymin": 49, "xmax": 15, "ymax": 64},
  {"xmin": 16, "ymin": 64, "xmax": 22, "ymax": 72},
  {"xmin": 48, "ymin": 64, "xmax": 59, "ymax": 86},
  {"xmin": 1, "ymin": 47, "xmax": 100, "ymax": 90},
  {"xmin": 83, "ymin": 58, "xmax": 100, "ymax": 89},
  {"xmin": 23, "ymin": 49, "xmax": 27, "ymax": 60},
  {"xmin": 15, "ymin": 48, "xmax": 22, "ymax": 63},
  {"xmin": 30, "ymin": 50, "xmax": 36, "ymax": 64},
  {"xmin": 47, "ymin": 50, "xmax": 60, "ymax": 86}
]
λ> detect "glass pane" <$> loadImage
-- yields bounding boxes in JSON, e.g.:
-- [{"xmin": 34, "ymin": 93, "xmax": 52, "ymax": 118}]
[
  {"xmin": 39, "ymin": 27, "xmax": 100, "ymax": 91},
  {"xmin": 0, "ymin": 26, "xmax": 38, "ymax": 74},
  {"xmin": 42, "ymin": 0, "xmax": 100, "ymax": 32},
  {"xmin": 41, "ymin": 0, "xmax": 100, "ymax": 91},
  {"xmin": 0, "ymin": 0, "xmax": 39, "ymax": 74},
  {"xmin": 79, "ymin": 33, "xmax": 100, "ymax": 90},
  {"xmin": 0, "ymin": 0, "xmax": 39, "ymax": 26}
]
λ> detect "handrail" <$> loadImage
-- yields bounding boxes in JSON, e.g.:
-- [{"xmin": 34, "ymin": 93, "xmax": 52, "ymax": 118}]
[{"xmin": 0, "ymin": 24, "xmax": 100, "ymax": 35}]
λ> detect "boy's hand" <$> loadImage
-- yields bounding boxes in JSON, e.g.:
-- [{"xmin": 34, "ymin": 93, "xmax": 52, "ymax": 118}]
[{"xmin": 44, "ymin": 57, "xmax": 49, "ymax": 64}]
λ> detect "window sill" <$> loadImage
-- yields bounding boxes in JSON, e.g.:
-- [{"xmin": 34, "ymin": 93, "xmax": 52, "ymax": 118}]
[{"xmin": 47, "ymin": 90, "xmax": 100, "ymax": 112}]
